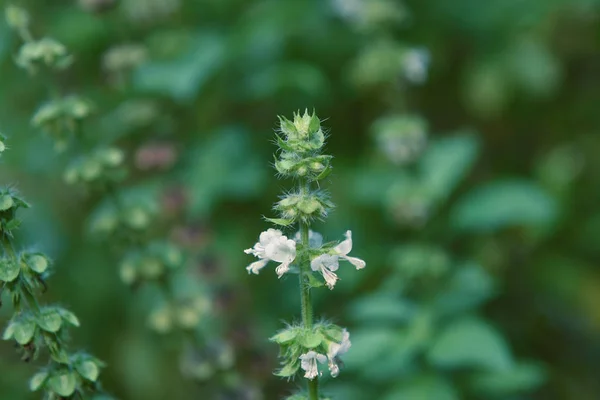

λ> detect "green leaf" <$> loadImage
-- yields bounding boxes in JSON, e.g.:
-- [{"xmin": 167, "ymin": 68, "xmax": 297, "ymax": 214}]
[
  {"xmin": 48, "ymin": 372, "xmax": 77, "ymax": 397},
  {"xmin": 2, "ymin": 323, "xmax": 15, "ymax": 340},
  {"xmin": 305, "ymin": 272, "xmax": 324, "ymax": 288},
  {"xmin": 451, "ymin": 180, "xmax": 558, "ymax": 232},
  {"xmin": 0, "ymin": 259, "xmax": 21, "ymax": 282},
  {"xmin": 271, "ymin": 328, "xmax": 300, "ymax": 344},
  {"xmin": 13, "ymin": 321, "xmax": 36, "ymax": 344},
  {"xmin": 428, "ymin": 317, "xmax": 513, "ymax": 371},
  {"xmin": 58, "ymin": 309, "xmax": 80, "ymax": 327},
  {"xmin": 76, "ymin": 360, "xmax": 100, "ymax": 382},
  {"xmin": 29, "ymin": 371, "xmax": 49, "ymax": 391},
  {"xmin": 5, "ymin": 218, "xmax": 22, "ymax": 231},
  {"xmin": 274, "ymin": 361, "xmax": 300, "ymax": 378},
  {"xmin": 264, "ymin": 217, "xmax": 295, "ymax": 227},
  {"xmin": 37, "ymin": 309, "xmax": 63, "ymax": 332}
]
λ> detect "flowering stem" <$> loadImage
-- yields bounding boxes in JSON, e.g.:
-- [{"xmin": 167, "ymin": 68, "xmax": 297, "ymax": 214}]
[{"xmin": 299, "ymin": 180, "xmax": 319, "ymax": 400}]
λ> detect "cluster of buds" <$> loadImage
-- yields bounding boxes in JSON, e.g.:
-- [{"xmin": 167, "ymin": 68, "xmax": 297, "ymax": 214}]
[
  {"xmin": 244, "ymin": 111, "xmax": 366, "ymax": 398},
  {"xmin": 0, "ymin": 187, "xmax": 30, "ymax": 234},
  {"xmin": 88, "ymin": 195, "xmax": 158, "ymax": 237},
  {"xmin": 271, "ymin": 323, "xmax": 351, "ymax": 380},
  {"xmin": 63, "ymin": 147, "xmax": 126, "ymax": 185},
  {"xmin": 147, "ymin": 294, "xmax": 211, "ymax": 334},
  {"xmin": 119, "ymin": 241, "xmax": 183, "ymax": 286},
  {"xmin": 31, "ymin": 96, "xmax": 94, "ymax": 150}
]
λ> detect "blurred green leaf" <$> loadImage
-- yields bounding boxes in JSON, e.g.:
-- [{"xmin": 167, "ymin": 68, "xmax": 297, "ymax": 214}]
[
  {"xmin": 450, "ymin": 180, "xmax": 558, "ymax": 232},
  {"xmin": 133, "ymin": 31, "xmax": 226, "ymax": 101},
  {"xmin": 428, "ymin": 317, "xmax": 513, "ymax": 371},
  {"xmin": 183, "ymin": 126, "xmax": 266, "ymax": 216},
  {"xmin": 383, "ymin": 376, "xmax": 459, "ymax": 400},
  {"xmin": 433, "ymin": 263, "xmax": 495, "ymax": 315},
  {"xmin": 348, "ymin": 294, "xmax": 416, "ymax": 324},
  {"xmin": 420, "ymin": 132, "xmax": 479, "ymax": 201},
  {"xmin": 470, "ymin": 361, "xmax": 546, "ymax": 396}
]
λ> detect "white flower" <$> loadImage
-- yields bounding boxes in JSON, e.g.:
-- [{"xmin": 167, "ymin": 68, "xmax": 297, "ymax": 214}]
[
  {"xmin": 294, "ymin": 230, "xmax": 323, "ymax": 248},
  {"xmin": 402, "ymin": 48, "xmax": 430, "ymax": 84},
  {"xmin": 327, "ymin": 329, "xmax": 351, "ymax": 378},
  {"xmin": 299, "ymin": 351, "xmax": 327, "ymax": 380},
  {"xmin": 334, "ymin": 231, "xmax": 366, "ymax": 270},
  {"xmin": 311, "ymin": 254, "xmax": 340, "ymax": 290},
  {"xmin": 244, "ymin": 229, "xmax": 296, "ymax": 278}
]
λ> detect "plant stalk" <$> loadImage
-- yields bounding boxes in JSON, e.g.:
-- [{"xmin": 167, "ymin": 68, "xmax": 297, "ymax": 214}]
[{"xmin": 299, "ymin": 181, "xmax": 318, "ymax": 400}]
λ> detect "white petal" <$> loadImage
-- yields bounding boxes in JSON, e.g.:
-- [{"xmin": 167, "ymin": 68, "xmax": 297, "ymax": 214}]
[
  {"xmin": 246, "ymin": 258, "xmax": 269, "ymax": 274},
  {"xmin": 275, "ymin": 262, "xmax": 291, "ymax": 278},
  {"xmin": 334, "ymin": 230, "xmax": 353, "ymax": 256},
  {"xmin": 309, "ymin": 231, "xmax": 323, "ymax": 248},
  {"xmin": 320, "ymin": 266, "xmax": 339, "ymax": 290},
  {"xmin": 265, "ymin": 237, "xmax": 296, "ymax": 263},
  {"xmin": 311, "ymin": 254, "xmax": 339, "ymax": 272},
  {"xmin": 259, "ymin": 228, "xmax": 282, "ymax": 246},
  {"xmin": 342, "ymin": 255, "xmax": 366, "ymax": 270},
  {"xmin": 328, "ymin": 359, "xmax": 340, "ymax": 378}
]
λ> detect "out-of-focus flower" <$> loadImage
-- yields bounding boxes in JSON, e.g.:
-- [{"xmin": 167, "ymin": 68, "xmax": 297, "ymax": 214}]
[
  {"xmin": 135, "ymin": 142, "xmax": 177, "ymax": 170},
  {"xmin": 102, "ymin": 43, "xmax": 147, "ymax": 73},
  {"xmin": 372, "ymin": 115, "xmax": 428, "ymax": 165},
  {"xmin": 402, "ymin": 48, "xmax": 430, "ymax": 84}
]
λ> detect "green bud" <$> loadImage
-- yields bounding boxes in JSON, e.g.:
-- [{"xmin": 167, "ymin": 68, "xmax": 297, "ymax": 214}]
[
  {"xmin": 0, "ymin": 194, "xmax": 14, "ymax": 211},
  {"xmin": 27, "ymin": 254, "xmax": 49, "ymax": 274},
  {"xmin": 80, "ymin": 158, "xmax": 102, "ymax": 181},
  {"xmin": 148, "ymin": 306, "xmax": 172, "ymax": 334},
  {"xmin": 0, "ymin": 258, "xmax": 20, "ymax": 282},
  {"xmin": 75, "ymin": 360, "xmax": 100, "ymax": 382},
  {"xmin": 119, "ymin": 261, "xmax": 137, "ymax": 285},
  {"xmin": 47, "ymin": 372, "xmax": 77, "ymax": 397},
  {"xmin": 99, "ymin": 147, "xmax": 124, "ymax": 167},
  {"xmin": 5, "ymin": 5, "xmax": 29, "ymax": 30},
  {"xmin": 125, "ymin": 207, "xmax": 150, "ymax": 229},
  {"xmin": 29, "ymin": 371, "xmax": 49, "ymax": 392}
]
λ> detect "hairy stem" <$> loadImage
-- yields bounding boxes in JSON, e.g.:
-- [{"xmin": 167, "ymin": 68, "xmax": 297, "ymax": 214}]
[{"xmin": 299, "ymin": 180, "xmax": 318, "ymax": 400}]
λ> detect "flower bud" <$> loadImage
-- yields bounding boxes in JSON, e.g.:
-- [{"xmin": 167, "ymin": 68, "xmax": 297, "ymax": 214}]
[{"xmin": 5, "ymin": 6, "xmax": 29, "ymax": 30}]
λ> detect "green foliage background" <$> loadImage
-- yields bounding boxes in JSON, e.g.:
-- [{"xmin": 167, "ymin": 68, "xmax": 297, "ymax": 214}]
[{"xmin": 1, "ymin": 0, "xmax": 600, "ymax": 399}]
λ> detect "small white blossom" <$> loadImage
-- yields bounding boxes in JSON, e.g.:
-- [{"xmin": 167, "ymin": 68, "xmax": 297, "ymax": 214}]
[
  {"xmin": 311, "ymin": 254, "xmax": 340, "ymax": 289},
  {"xmin": 299, "ymin": 351, "xmax": 327, "ymax": 380},
  {"xmin": 294, "ymin": 229, "xmax": 323, "ymax": 248},
  {"xmin": 334, "ymin": 231, "xmax": 366, "ymax": 270},
  {"xmin": 402, "ymin": 48, "xmax": 430, "ymax": 84},
  {"xmin": 327, "ymin": 329, "xmax": 351, "ymax": 377},
  {"xmin": 244, "ymin": 228, "xmax": 296, "ymax": 278}
]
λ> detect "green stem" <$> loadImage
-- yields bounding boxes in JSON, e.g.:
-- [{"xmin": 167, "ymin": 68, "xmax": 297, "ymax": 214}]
[{"xmin": 299, "ymin": 180, "xmax": 319, "ymax": 400}]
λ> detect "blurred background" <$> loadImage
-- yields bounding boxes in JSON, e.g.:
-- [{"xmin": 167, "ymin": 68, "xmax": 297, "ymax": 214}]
[{"xmin": 1, "ymin": 0, "xmax": 600, "ymax": 399}]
